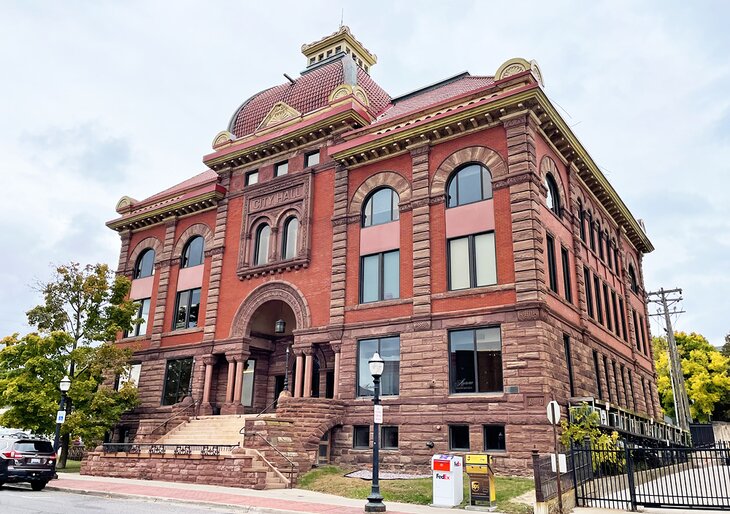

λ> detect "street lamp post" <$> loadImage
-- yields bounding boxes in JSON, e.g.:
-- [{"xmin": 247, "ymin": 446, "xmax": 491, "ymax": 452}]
[
  {"xmin": 275, "ymin": 319, "xmax": 291, "ymax": 395},
  {"xmin": 365, "ymin": 352, "xmax": 386, "ymax": 513},
  {"xmin": 53, "ymin": 375, "xmax": 71, "ymax": 452}
]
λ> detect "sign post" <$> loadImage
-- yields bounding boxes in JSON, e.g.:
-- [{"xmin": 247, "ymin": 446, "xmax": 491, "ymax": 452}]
[{"xmin": 547, "ymin": 400, "xmax": 563, "ymax": 514}]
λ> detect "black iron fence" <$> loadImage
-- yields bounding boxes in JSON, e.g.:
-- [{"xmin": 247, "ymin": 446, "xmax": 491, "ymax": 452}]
[
  {"xmin": 532, "ymin": 449, "xmax": 574, "ymax": 503},
  {"xmin": 102, "ymin": 443, "xmax": 239, "ymax": 456},
  {"xmin": 572, "ymin": 440, "xmax": 730, "ymax": 510},
  {"xmin": 68, "ymin": 445, "xmax": 86, "ymax": 461}
]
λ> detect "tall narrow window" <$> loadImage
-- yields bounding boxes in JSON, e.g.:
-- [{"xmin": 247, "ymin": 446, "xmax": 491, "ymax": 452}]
[
  {"xmin": 564, "ymin": 335, "xmax": 575, "ymax": 397},
  {"xmin": 448, "ymin": 233, "xmax": 496, "ymax": 290},
  {"xmin": 628, "ymin": 264, "xmax": 639, "ymax": 293},
  {"xmin": 614, "ymin": 247, "xmax": 621, "ymax": 274},
  {"xmin": 632, "ymin": 310, "xmax": 641, "ymax": 352},
  {"xmin": 181, "ymin": 236, "xmax": 204, "ymax": 268},
  {"xmin": 561, "ymin": 247, "xmax": 572, "ymax": 303},
  {"xmin": 362, "ymin": 188, "xmax": 399, "ymax": 227},
  {"xmin": 446, "ymin": 164, "xmax": 492, "ymax": 208},
  {"xmin": 627, "ymin": 369, "xmax": 636, "ymax": 410},
  {"xmin": 598, "ymin": 228, "xmax": 605, "ymax": 260},
  {"xmin": 611, "ymin": 291, "xmax": 620, "ymax": 337},
  {"xmin": 134, "ymin": 248, "xmax": 155, "ymax": 279},
  {"xmin": 639, "ymin": 315, "xmax": 647, "ymax": 354},
  {"xmin": 274, "ymin": 161, "xmax": 288, "ymax": 177},
  {"xmin": 545, "ymin": 173, "xmax": 561, "ymax": 216},
  {"xmin": 607, "ymin": 241, "xmax": 614, "ymax": 270},
  {"xmin": 594, "ymin": 276, "xmax": 603, "ymax": 325},
  {"xmin": 254, "ymin": 224, "xmax": 270, "ymax": 266},
  {"xmin": 129, "ymin": 298, "xmax": 151, "ymax": 337},
  {"xmin": 449, "ymin": 327, "xmax": 503, "ymax": 394},
  {"xmin": 588, "ymin": 212, "xmax": 596, "ymax": 251},
  {"xmin": 612, "ymin": 360, "xmax": 621, "ymax": 407},
  {"xmin": 357, "ymin": 336, "xmax": 400, "ymax": 396},
  {"xmin": 603, "ymin": 284, "xmax": 612, "ymax": 331},
  {"xmin": 603, "ymin": 355, "xmax": 612, "ymax": 401},
  {"xmin": 282, "ymin": 217, "xmax": 299, "ymax": 260},
  {"xmin": 162, "ymin": 357, "xmax": 193, "ymax": 406},
  {"xmin": 620, "ymin": 364, "xmax": 630, "ymax": 408},
  {"xmin": 360, "ymin": 250, "xmax": 399, "ymax": 303},
  {"xmin": 592, "ymin": 350, "xmax": 603, "ymax": 400},
  {"xmin": 174, "ymin": 288, "xmax": 201, "ymax": 330},
  {"xmin": 546, "ymin": 234, "xmax": 558, "ymax": 294},
  {"xmin": 578, "ymin": 201, "xmax": 586, "ymax": 241},
  {"xmin": 584, "ymin": 267, "xmax": 594, "ymax": 317},
  {"xmin": 619, "ymin": 298, "xmax": 628, "ymax": 341}
]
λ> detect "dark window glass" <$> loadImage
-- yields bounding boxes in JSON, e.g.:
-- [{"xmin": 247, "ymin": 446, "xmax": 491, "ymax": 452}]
[
  {"xmin": 134, "ymin": 249, "xmax": 155, "ymax": 279},
  {"xmin": 621, "ymin": 364, "xmax": 630, "ymax": 408},
  {"xmin": 611, "ymin": 292, "xmax": 620, "ymax": 337},
  {"xmin": 619, "ymin": 298, "xmax": 628, "ymax": 341},
  {"xmin": 174, "ymin": 288, "xmax": 201, "ymax": 330},
  {"xmin": 353, "ymin": 426, "xmax": 369, "ymax": 448},
  {"xmin": 598, "ymin": 229, "xmax": 605, "ymax": 260},
  {"xmin": 162, "ymin": 357, "xmax": 193, "ymax": 405},
  {"xmin": 245, "ymin": 170, "xmax": 259, "ymax": 186},
  {"xmin": 182, "ymin": 236, "xmax": 204, "ymax": 268},
  {"xmin": 446, "ymin": 164, "xmax": 492, "ymax": 208},
  {"xmin": 449, "ymin": 327, "xmax": 502, "ymax": 394},
  {"xmin": 614, "ymin": 247, "xmax": 620, "ymax": 274},
  {"xmin": 362, "ymin": 188, "xmax": 399, "ymax": 227},
  {"xmin": 561, "ymin": 247, "xmax": 572, "ymax": 303},
  {"xmin": 282, "ymin": 217, "xmax": 299, "ymax": 260},
  {"xmin": 628, "ymin": 265, "xmax": 639, "ymax": 293},
  {"xmin": 593, "ymin": 351, "xmax": 603, "ymax": 400},
  {"xmin": 612, "ymin": 361, "xmax": 621, "ymax": 407},
  {"xmin": 545, "ymin": 173, "xmax": 561, "ymax": 215},
  {"xmin": 449, "ymin": 425, "xmax": 470, "ymax": 451},
  {"xmin": 607, "ymin": 240, "xmax": 614, "ymax": 270},
  {"xmin": 254, "ymin": 224, "xmax": 270, "ymax": 266},
  {"xmin": 603, "ymin": 356, "xmax": 612, "ymax": 401},
  {"xmin": 633, "ymin": 310, "xmax": 641, "ymax": 352},
  {"xmin": 628, "ymin": 369, "xmax": 635, "ymax": 410},
  {"xmin": 274, "ymin": 161, "xmax": 288, "ymax": 177},
  {"xmin": 483, "ymin": 425, "xmax": 506, "ymax": 451},
  {"xmin": 594, "ymin": 276, "xmax": 603, "ymax": 324},
  {"xmin": 360, "ymin": 250, "xmax": 399, "ymax": 303},
  {"xmin": 564, "ymin": 335, "xmax": 575, "ymax": 397},
  {"xmin": 381, "ymin": 426, "xmax": 399, "ymax": 449},
  {"xmin": 448, "ymin": 232, "xmax": 496, "ymax": 290},
  {"xmin": 578, "ymin": 201, "xmax": 586, "ymax": 241},
  {"xmin": 14, "ymin": 441, "xmax": 54, "ymax": 453},
  {"xmin": 357, "ymin": 336, "xmax": 400, "ymax": 397},
  {"xmin": 587, "ymin": 212, "xmax": 596, "ymax": 251},
  {"xmin": 639, "ymin": 315, "xmax": 647, "ymax": 354},
  {"xmin": 603, "ymin": 284, "xmax": 612, "ymax": 331},
  {"xmin": 546, "ymin": 234, "xmax": 558, "ymax": 293},
  {"xmin": 305, "ymin": 150, "xmax": 320, "ymax": 167},
  {"xmin": 584, "ymin": 267, "xmax": 594, "ymax": 317}
]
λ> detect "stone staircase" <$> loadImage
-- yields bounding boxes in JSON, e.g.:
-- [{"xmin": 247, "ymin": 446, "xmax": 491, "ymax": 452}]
[{"xmin": 157, "ymin": 414, "xmax": 250, "ymax": 446}]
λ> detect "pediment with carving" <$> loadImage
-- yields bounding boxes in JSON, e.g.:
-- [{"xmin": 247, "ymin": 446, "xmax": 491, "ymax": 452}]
[{"xmin": 256, "ymin": 101, "xmax": 302, "ymax": 132}]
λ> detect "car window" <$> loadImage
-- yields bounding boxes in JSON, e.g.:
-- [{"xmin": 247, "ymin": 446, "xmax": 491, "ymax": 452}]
[{"xmin": 14, "ymin": 440, "xmax": 54, "ymax": 453}]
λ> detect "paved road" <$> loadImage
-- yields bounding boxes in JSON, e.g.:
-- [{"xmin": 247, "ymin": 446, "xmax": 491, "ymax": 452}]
[{"xmin": 0, "ymin": 484, "xmax": 239, "ymax": 513}]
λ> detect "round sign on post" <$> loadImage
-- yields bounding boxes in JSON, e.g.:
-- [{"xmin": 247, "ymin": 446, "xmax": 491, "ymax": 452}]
[{"xmin": 547, "ymin": 400, "xmax": 561, "ymax": 425}]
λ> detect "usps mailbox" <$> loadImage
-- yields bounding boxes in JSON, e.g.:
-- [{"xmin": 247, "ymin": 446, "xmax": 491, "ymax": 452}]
[{"xmin": 431, "ymin": 454, "xmax": 464, "ymax": 507}]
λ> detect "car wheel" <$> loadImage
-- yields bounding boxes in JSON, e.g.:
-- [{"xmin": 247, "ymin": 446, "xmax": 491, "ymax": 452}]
[{"xmin": 30, "ymin": 481, "xmax": 47, "ymax": 491}]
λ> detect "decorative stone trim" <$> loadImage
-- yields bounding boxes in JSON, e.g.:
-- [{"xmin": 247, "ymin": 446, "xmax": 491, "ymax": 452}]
[
  {"xmin": 127, "ymin": 237, "xmax": 164, "ymax": 274},
  {"xmin": 348, "ymin": 171, "xmax": 412, "ymax": 218},
  {"xmin": 229, "ymin": 281, "xmax": 311, "ymax": 338},
  {"xmin": 172, "ymin": 223, "xmax": 215, "ymax": 260},
  {"xmin": 430, "ymin": 146, "xmax": 508, "ymax": 198}
]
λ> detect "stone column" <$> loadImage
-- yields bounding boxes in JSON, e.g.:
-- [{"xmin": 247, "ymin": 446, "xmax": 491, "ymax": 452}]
[
  {"xmin": 225, "ymin": 354, "xmax": 236, "ymax": 403},
  {"xmin": 117, "ymin": 229, "xmax": 132, "ymax": 275},
  {"xmin": 200, "ymin": 354, "xmax": 215, "ymax": 416},
  {"xmin": 294, "ymin": 351, "xmax": 304, "ymax": 398},
  {"xmin": 409, "ymin": 144, "xmax": 432, "ymax": 324},
  {"xmin": 203, "ymin": 169, "xmax": 230, "ymax": 343},
  {"xmin": 328, "ymin": 164, "xmax": 349, "ymax": 329},
  {"xmin": 150, "ymin": 216, "xmax": 177, "ymax": 348},
  {"xmin": 331, "ymin": 343, "xmax": 341, "ymax": 399},
  {"xmin": 303, "ymin": 348, "xmax": 314, "ymax": 398},
  {"xmin": 233, "ymin": 358, "xmax": 244, "ymax": 404}
]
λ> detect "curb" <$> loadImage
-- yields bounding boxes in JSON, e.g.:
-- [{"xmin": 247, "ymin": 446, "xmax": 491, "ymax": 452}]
[{"xmin": 45, "ymin": 484, "xmax": 312, "ymax": 514}]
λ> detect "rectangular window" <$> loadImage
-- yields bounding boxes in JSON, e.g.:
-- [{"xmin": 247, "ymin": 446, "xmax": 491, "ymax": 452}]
[
  {"xmin": 620, "ymin": 364, "xmax": 630, "ymax": 408},
  {"xmin": 603, "ymin": 284, "xmax": 612, "ymax": 331},
  {"xmin": 449, "ymin": 425, "xmax": 470, "ymax": 451},
  {"xmin": 353, "ymin": 426, "xmax": 369, "ymax": 448},
  {"xmin": 589, "ymin": 222, "xmax": 596, "ymax": 252},
  {"xmin": 561, "ymin": 247, "xmax": 572, "ymax": 303},
  {"xmin": 584, "ymin": 267, "xmax": 594, "ymax": 317},
  {"xmin": 619, "ymin": 298, "xmax": 628, "ymax": 341},
  {"xmin": 357, "ymin": 336, "xmax": 400, "ymax": 397},
  {"xmin": 611, "ymin": 291, "xmax": 620, "ymax": 337},
  {"xmin": 632, "ymin": 310, "xmax": 641, "ymax": 352},
  {"xmin": 381, "ymin": 426, "xmax": 399, "ymax": 449},
  {"xmin": 639, "ymin": 315, "xmax": 647, "ymax": 354},
  {"xmin": 598, "ymin": 232, "xmax": 605, "ymax": 260},
  {"xmin": 603, "ymin": 355, "xmax": 612, "ymax": 401},
  {"xmin": 564, "ymin": 335, "xmax": 575, "ymax": 397},
  {"xmin": 128, "ymin": 298, "xmax": 151, "ymax": 337},
  {"xmin": 594, "ymin": 276, "xmax": 603, "ymax": 324},
  {"xmin": 274, "ymin": 161, "xmax": 288, "ymax": 177},
  {"xmin": 592, "ymin": 351, "xmax": 603, "ymax": 399},
  {"xmin": 546, "ymin": 234, "xmax": 558, "ymax": 294},
  {"xmin": 449, "ymin": 327, "xmax": 503, "ymax": 394},
  {"xmin": 360, "ymin": 250, "xmax": 399, "ymax": 303},
  {"xmin": 448, "ymin": 232, "xmax": 496, "ymax": 290},
  {"xmin": 305, "ymin": 150, "xmax": 320, "ymax": 167},
  {"xmin": 174, "ymin": 288, "xmax": 201, "ymax": 330},
  {"xmin": 612, "ymin": 360, "xmax": 621, "ymax": 407},
  {"xmin": 245, "ymin": 170, "xmax": 259, "ymax": 186},
  {"xmin": 162, "ymin": 357, "xmax": 193, "ymax": 406},
  {"xmin": 483, "ymin": 425, "xmax": 506, "ymax": 452},
  {"xmin": 627, "ymin": 369, "xmax": 635, "ymax": 410},
  {"xmin": 116, "ymin": 363, "xmax": 141, "ymax": 391}
]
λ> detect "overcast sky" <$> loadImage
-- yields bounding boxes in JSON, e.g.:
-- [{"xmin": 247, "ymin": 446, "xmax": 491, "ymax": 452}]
[{"xmin": 1, "ymin": 1, "xmax": 728, "ymax": 345}]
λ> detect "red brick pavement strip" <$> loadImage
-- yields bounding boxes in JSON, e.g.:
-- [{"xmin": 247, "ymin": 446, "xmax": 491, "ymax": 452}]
[{"xmin": 51, "ymin": 477, "xmax": 414, "ymax": 514}]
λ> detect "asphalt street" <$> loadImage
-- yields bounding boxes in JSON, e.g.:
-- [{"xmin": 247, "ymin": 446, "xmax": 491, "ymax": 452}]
[{"xmin": 0, "ymin": 484, "xmax": 239, "ymax": 513}]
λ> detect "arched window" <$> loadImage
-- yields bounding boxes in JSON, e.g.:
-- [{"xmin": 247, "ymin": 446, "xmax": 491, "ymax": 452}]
[
  {"xmin": 282, "ymin": 217, "xmax": 299, "ymax": 260},
  {"xmin": 362, "ymin": 188, "xmax": 399, "ymax": 227},
  {"xmin": 134, "ymin": 249, "xmax": 155, "ymax": 279},
  {"xmin": 181, "ymin": 236, "xmax": 204, "ymax": 268},
  {"xmin": 446, "ymin": 163, "xmax": 492, "ymax": 208},
  {"xmin": 628, "ymin": 264, "xmax": 639, "ymax": 294},
  {"xmin": 545, "ymin": 173, "xmax": 561, "ymax": 215},
  {"xmin": 254, "ymin": 224, "xmax": 270, "ymax": 266},
  {"xmin": 578, "ymin": 200, "xmax": 586, "ymax": 242},
  {"xmin": 587, "ymin": 211, "xmax": 596, "ymax": 251}
]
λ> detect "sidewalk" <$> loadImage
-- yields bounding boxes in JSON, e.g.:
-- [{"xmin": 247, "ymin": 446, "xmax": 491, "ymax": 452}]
[{"xmin": 50, "ymin": 474, "xmax": 476, "ymax": 514}]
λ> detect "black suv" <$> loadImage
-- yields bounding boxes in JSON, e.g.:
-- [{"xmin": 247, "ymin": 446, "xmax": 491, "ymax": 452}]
[{"xmin": 0, "ymin": 436, "xmax": 56, "ymax": 490}]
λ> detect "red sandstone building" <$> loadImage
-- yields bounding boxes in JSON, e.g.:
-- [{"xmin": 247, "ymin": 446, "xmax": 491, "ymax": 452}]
[{"xmin": 102, "ymin": 28, "xmax": 683, "ymax": 478}]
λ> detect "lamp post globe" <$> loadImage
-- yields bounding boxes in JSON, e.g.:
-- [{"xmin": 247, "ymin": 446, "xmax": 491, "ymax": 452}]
[
  {"xmin": 365, "ymin": 351, "xmax": 386, "ymax": 513},
  {"xmin": 60, "ymin": 375, "xmax": 71, "ymax": 392},
  {"xmin": 368, "ymin": 352, "xmax": 384, "ymax": 378},
  {"xmin": 274, "ymin": 319, "xmax": 286, "ymax": 334}
]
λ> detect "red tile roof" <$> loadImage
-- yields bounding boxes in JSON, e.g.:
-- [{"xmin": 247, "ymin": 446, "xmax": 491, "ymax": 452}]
[{"xmin": 141, "ymin": 170, "xmax": 218, "ymax": 204}]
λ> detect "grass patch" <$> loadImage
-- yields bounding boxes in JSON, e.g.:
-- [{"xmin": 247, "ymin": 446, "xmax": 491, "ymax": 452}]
[
  {"xmin": 56, "ymin": 459, "xmax": 81, "ymax": 473},
  {"xmin": 298, "ymin": 466, "xmax": 534, "ymax": 512}
]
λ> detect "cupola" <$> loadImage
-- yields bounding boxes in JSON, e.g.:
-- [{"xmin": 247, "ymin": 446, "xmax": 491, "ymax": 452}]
[{"xmin": 301, "ymin": 25, "xmax": 377, "ymax": 73}]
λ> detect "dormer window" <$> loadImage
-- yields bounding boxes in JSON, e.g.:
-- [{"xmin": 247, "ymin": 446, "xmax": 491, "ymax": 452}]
[{"xmin": 274, "ymin": 161, "xmax": 288, "ymax": 177}]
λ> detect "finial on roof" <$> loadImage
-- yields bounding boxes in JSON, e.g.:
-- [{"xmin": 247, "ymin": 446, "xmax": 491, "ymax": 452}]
[
  {"xmin": 302, "ymin": 26, "xmax": 376, "ymax": 74},
  {"xmin": 495, "ymin": 58, "xmax": 544, "ymax": 87}
]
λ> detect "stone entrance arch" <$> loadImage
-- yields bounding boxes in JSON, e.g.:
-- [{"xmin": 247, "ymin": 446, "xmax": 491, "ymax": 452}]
[{"xmin": 229, "ymin": 281, "xmax": 311, "ymax": 339}]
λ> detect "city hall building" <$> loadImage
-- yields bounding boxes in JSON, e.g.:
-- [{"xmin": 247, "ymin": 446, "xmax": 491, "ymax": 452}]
[{"xmin": 97, "ymin": 27, "xmax": 680, "ymax": 481}]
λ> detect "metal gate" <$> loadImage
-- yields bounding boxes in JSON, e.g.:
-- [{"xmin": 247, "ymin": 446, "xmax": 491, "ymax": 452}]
[{"xmin": 572, "ymin": 441, "xmax": 730, "ymax": 510}]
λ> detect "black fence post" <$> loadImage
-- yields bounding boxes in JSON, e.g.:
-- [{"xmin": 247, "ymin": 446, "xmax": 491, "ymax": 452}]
[
  {"xmin": 625, "ymin": 443, "xmax": 637, "ymax": 511},
  {"xmin": 532, "ymin": 449, "xmax": 544, "ymax": 503}
]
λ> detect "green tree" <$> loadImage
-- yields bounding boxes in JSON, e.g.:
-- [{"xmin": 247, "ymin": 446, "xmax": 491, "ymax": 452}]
[
  {"xmin": 0, "ymin": 262, "xmax": 140, "ymax": 467},
  {"xmin": 560, "ymin": 403, "xmax": 621, "ymax": 470},
  {"xmin": 653, "ymin": 332, "xmax": 730, "ymax": 423}
]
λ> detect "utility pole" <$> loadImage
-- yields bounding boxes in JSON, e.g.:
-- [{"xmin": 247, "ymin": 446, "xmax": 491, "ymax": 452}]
[{"xmin": 647, "ymin": 287, "xmax": 692, "ymax": 431}]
